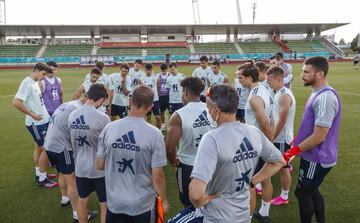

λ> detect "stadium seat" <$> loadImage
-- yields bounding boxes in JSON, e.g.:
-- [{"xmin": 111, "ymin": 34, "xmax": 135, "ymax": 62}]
[
  {"xmin": 97, "ymin": 47, "xmax": 142, "ymax": 56},
  {"xmin": 0, "ymin": 45, "xmax": 41, "ymax": 57},
  {"xmin": 238, "ymin": 42, "xmax": 283, "ymax": 53},
  {"xmin": 193, "ymin": 43, "xmax": 238, "ymax": 54},
  {"xmin": 43, "ymin": 44, "xmax": 93, "ymax": 57},
  {"xmin": 285, "ymin": 40, "xmax": 328, "ymax": 52}
]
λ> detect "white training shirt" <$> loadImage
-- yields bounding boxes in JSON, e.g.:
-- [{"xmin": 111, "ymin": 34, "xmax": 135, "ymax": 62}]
[
  {"xmin": 140, "ymin": 74, "xmax": 159, "ymax": 102},
  {"xmin": 110, "ymin": 73, "xmax": 132, "ymax": 106},
  {"xmin": 84, "ymin": 73, "xmax": 114, "ymax": 91},
  {"xmin": 166, "ymin": 73, "xmax": 185, "ymax": 104},
  {"xmin": 207, "ymin": 71, "xmax": 227, "ymax": 87},
  {"xmin": 192, "ymin": 66, "xmax": 212, "ymax": 96},
  {"xmin": 234, "ymin": 78, "xmax": 249, "ymax": 110},
  {"xmin": 14, "ymin": 76, "xmax": 50, "ymax": 126}
]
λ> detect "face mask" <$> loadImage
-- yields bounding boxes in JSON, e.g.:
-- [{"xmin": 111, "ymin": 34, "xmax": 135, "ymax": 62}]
[{"xmin": 206, "ymin": 107, "xmax": 218, "ymax": 128}]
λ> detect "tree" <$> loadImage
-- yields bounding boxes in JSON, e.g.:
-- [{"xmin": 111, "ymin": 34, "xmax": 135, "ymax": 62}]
[
  {"xmin": 351, "ymin": 34, "xmax": 360, "ymax": 53},
  {"xmin": 339, "ymin": 38, "xmax": 345, "ymax": 45}
]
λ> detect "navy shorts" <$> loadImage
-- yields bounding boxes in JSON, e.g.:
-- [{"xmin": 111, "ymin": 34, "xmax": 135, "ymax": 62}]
[
  {"xmin": 176, "ymin": 162, "xmax": 193, "ymax": 207},
  {"xmin": 111, "ymin": 104, "xmax": 128, "ymax": 118},
  {"xmin": 236, "ymin": 109, "xmax": 245, "ymax": 119},
  {"xmin": 200, "ymin": 95, "xmax": 206, "ymax": 103},
  {"xmin": 297, "ymin": 158, "xmax": 332, "ymax": 190},
  {"xmin": 253, "ymin": 158, "xmax": 265, "ymax": 176},
  {"xmin": 159, "ymin": 95, "xmax": 169, "ymax": 112},
  {"xmin": 26, "ymin": 122, "xmax": 49, "ymax": 146},
  {"xmin": 167, "ymin": 207, "xmax": 203, "ymax": 223},
  {"xmin": 147, "ymin": 101, "xmax": 161, "ymax": 116},
  {"xmin": 169, "ymin": 103, "xmax": 183, "ymax": 114},
  {"xmin": 46, "ymin": 150, "xmax": 75, "ymax": 174},
  {"xmin": 106, "ymin": 209, "xmax": 156, "ymax": 223},
  {"xmin": 76, "ymin": 177, "xmax": 107, "ymax": 202}
]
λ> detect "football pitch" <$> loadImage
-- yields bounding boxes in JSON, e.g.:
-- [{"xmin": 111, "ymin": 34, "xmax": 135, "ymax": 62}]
[{"xmin": 0, "ymin": 62, "xmax": 359, "ymax": 223}]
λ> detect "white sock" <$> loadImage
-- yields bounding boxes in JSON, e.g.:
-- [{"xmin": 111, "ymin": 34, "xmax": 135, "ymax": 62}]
[
  {"xmin": 73, "ymin": 211, "xmax": 78, "ymax": 219},
  {"xmin": 249, "ymin": 215, "xmax": 252, "ymax": 223},
  {"xmin": 280, "ymin": 189, "xmax": 289, "ymax": 200},
  {"xmin": 61, "ymin": 196, "xmax": 70, "ymax": 203},
  {"xmin": 35, "ymin": 167, "xmax": 40, "ymax": 176},
  {"xmin": 39, "ymin": 172, "xmax": 47, "ymax": 182},
  {"xmin": 255, "ymin": 183, "xmax": 262, "ymax": 190},
  {"xmin": 259, "ymin": 200, "xmax": 271, "ymax": 217}
]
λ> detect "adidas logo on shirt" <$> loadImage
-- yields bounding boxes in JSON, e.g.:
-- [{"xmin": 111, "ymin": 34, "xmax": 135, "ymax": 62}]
[
  {"xmin": 233, "ymin": 137, "xmax": 257, "ymax": 163},
  {"xmin": 112, "ymin": 131, "xmax": 140, "ymax": 152},
  {"xmin": 193, "ymin": 110, "xmax": 210, "ymax": 128},
  {"xmin": 70, "ymin": 115, "xmax": 90, "ymax": 130}
]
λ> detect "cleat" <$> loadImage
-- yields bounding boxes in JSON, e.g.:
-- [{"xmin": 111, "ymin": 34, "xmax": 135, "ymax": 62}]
[
  {"xmin": 288, "ymin": 164, "xmax": 293, "ymax": 173},
  {"xmin": 73, "ymin": 211, "xmax": 98, "ymax": 223},
  {"xmin": 253, "ymin": 209, "xmax": 269, "ymax": 223},
  {"xmin": 38, "ymin": 178, "xmax": 59, "ymax": 188},
  {"xmin": 61, "ymin": 199, "xmax": 71, "ymax": 207},
  {"xmin": 271, "ymin": 196, "xmax": 289, "ymax": 206},
  {"xmin": 47, "ymin": 173, "xmax": 57, "ymax": 179}
]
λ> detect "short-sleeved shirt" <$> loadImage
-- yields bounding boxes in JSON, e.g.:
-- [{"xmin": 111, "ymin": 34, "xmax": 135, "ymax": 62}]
[
  {"xmin": 97, "ymin": 117, "xmax": 167, "ymax": 215},
  {"xmin": 192, "ymin": 67, "xmax": 212, "ymax": 96},
  {"xmin": 110, "ymin": 73, "xmax": 132, "ymax": 106},
  {"xmin": 207, "ymin": 71, "xmax": 227, "ymax": 87},
  {"xmin": 128, "ymin": 68, "xmax": 145, "ymax": 87},
  {"xmin": 234, "ymin": 79, "xmax": 249, "ymax": 110},
  {"xmin": 140, "ymin": 74, "xmax": 159, "ymax": 102},
  {"xmin": 69, "ymin": 104, "xmax": 111, "ymax": 178},
  {"xmin": 14, "ymin": 76, "xmax": 50, "ymax": 126},
  {"xmin": 44, "ymin": 100, "xmax": 82, "ymax": 153},
  {"xmin": 85, "ymin": 73, "xmax": 114, "ymax": 91},
  {"xmin": 312, "ymin": 86, "xmax": 338, "ymax": 128},
  {"xmin": 191, "ymin": 122, "xmax": 283, "ymax": 223},
  {"xmin": 166, "ymin": 73, "xmax": 185, "ymax": 104}
]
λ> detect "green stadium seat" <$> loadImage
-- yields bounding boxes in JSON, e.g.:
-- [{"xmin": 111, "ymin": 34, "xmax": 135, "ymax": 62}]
[
  {"xmin": 0, "ymin": 45, "xmax": 41, "ymax": 57},
  {"xmin": 193, "ymin": 43, "xmax": 238, "ymax": 54},
  {"xmin": 238, "ymin": 42, "xmax": 283, "ymax": 54},
  {"xmin": 43, "ymin": 44, "xmax": 93, "ymax": 57}
]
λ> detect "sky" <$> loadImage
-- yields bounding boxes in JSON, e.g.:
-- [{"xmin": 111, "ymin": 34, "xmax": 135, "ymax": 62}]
[{"xmin": 2, "ymin": 0, "xmax": 359, "ymax": 43}]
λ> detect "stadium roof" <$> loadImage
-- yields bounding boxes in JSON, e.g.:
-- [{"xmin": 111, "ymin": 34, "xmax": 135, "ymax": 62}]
[{"xmin": 0, "ymin": 23, "xmax": 349, "ymax": 36}]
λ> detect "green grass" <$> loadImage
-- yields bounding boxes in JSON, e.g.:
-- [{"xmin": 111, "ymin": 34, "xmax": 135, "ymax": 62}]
[{"xmin": 0, "ymin": 62, "xmax": 359, "ymax": 223}]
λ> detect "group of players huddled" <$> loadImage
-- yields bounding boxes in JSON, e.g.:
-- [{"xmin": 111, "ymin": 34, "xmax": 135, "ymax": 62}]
[{"xmin": 13, "ymin": 53, "xmax": 341, "ymax": 223}]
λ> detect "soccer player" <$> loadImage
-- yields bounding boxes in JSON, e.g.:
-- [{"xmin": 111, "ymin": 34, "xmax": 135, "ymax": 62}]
[
  {"xmin": 167, "ymin": 62, "xmax": 185, "ymax": 115},
  {"xmin": 128, "ymin": 59, "xmax": 145, "ymax": 90},
  {"xmin": 12, "ymin": 63, "xmax": 58, "ymax": 187},
  {"xmin": 270, "ymin": 52, "xmax": 294, "ymax": 89},
  {"xmin": 207, "ymin": 61, "xmax": 229, "ymax": 87},
  {"xmin": 84, "ymin": 61, "xmax": 114, "ymax": 114},
  {"xmin": 73, "ymin": 68, "xmax": 102, "ymax": 100},
  {"xmin": 283, "ymin": 57, "xmax": 341, "ymax": 223},
  {"xmin": 69, "ymin": 84, "xmax": 110, "ymax": 223},
  {"xmin": 109, "ymin": 63, "xmax": 132, "ymax": 121},
  {"xmin": 97, "ymin": 85, "xmax": 170, "ymax": 223},
  {"xmin": 192, "ymin": 56, "xmax": 212, "ymax": 102},
  {"xmin": 254, "ymin": 61, "xmax": 273, "ymax": 94},
  {"xmin": 167, "ymin": 84, "xmax": 285, "ymax": 223},
  {"xmin": 141, "ymin": 63, "xmax": 161, "ymax": 129},
  {"xmin": 44, "ymin": 97, "xmax": 98, "ymax": 222},
  {"xmin": 166, "ymin": 77, "xmax": 212, "ymax": 207},
  {"xmin": 39, "ymin": 61, "xmax": 63, "ymax": 116},
  {"xmin": 234, "ymin": 68, "xmax": 249, "ymax": 123},
  {"xmin": 353, "ymin": 53, "xmax": 360, "ymax": 69},
  {"xmin": 238, "ymin": 63, "xmax": 274, "ymax": 221},
  {"xmin": 157, "ymin": 63, "xmax": 170, "ymax": 130},
  {"xmin": 266, "ymin": 66, "xmax": 296, "ymax": 206}
]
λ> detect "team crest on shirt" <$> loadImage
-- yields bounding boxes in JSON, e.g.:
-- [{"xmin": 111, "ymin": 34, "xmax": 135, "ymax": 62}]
[{"xmin": 233, "ymin": 137, "xmax": 257, "ymax": 163}]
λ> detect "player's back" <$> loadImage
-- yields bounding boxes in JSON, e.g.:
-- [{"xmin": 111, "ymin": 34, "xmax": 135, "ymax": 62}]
[
  {"xmin": 98, "ymin": 116, "xmax": 166, "ymax": 215},
  {"xmin": 69, "ymin": 104, "xmax": 110, "ymax": 178}
]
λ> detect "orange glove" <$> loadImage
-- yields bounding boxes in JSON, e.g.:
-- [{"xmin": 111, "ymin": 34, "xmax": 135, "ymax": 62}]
[{"xmin": 283, "ymin": 146, "xmax": 301, "ymax": 164}]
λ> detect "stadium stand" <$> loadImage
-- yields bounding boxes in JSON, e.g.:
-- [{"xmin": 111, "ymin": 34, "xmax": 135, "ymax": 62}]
[
  {"xmin": 239, "ymin": 42, "xmax": 283, "ymax": 53},
  {"xmin": 42, "ymin": 44, "xmax": 93, "ymax": 57},
  {"xmin": 0, "ymin": 45, "xmax": 41, "ymax": 57},
  {"xmin": 193, "ymin": 43, "xmax": 239, "ymax": 54},
  {"xmin": 97, "ymin": 47, "xmax": 142, "ymax": 56},
  {"xmin": 285, "ymin": 40, "xmax": 327, "ymax": 52},
  {"xmin": 146, "ymin": 47, "xmax": 190, "ymax": 55}
]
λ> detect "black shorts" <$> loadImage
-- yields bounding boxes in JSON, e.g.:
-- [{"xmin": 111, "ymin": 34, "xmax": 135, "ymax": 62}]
[
  {"xmin": 176, "ymin": 162, "xmax": 193, "ymax": 206},
  {"xmin": 111, "ymin": 104, "xmax": 128, "ymax": 118},
  {"xmin": 26, "ymin": 122, "xmax": 49, "ymax": 146},
  {"xmin": 236, "ymin": 109, "xmax": 245, "ymax": 119},
  {"xmin": 46, "ymin": 150, "xmax": 75, "ymax": 174},
  {"xmin": 354, "ymin": 61, "xmax": 359, "ymax": 65},
  {"xmin": 297, "ymin": 158, "xmax": 332, "ymax": 190},
  {"xmin": 159, "ymin": 95, "xmax": 169, "ymax": 112},
  {"xmin": 76, "ymin": 177, "xmax": 107, "ymax": 202},
  {"xmin": 169, "ymin": 103, "xmax": 183, "ymax": 115},
  {"xmin": 146, "ymin": 101, "xmax": 161, "ymax": 116},
  {"xmin": 106, "ymin": 198, "xmax": 162, "ymax": 223},
  {"xmin": 200, "ymin": 95, "xmax": 206, "ymax": 103},
  {"xmin": 274, "ymin": 142, "xmax": 291, "ymax": 154},
  {"xmin": 253, "ymin": 158, "xmax": 265, "ymax": 176}
]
